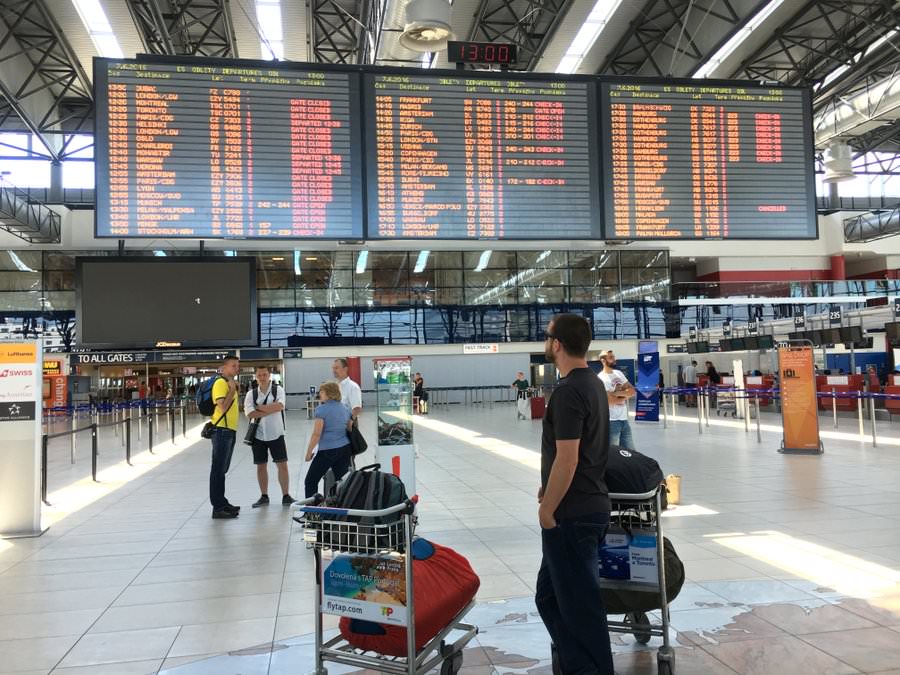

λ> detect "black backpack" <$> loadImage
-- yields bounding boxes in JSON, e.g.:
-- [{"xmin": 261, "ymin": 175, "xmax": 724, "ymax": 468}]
[
  {"xmin": 606, "ymin": 446, "xmax": 667, "ymax": 510},
  {"xmin": 318, "ymin": 464, "xmax": 410, "ymax": 551}
]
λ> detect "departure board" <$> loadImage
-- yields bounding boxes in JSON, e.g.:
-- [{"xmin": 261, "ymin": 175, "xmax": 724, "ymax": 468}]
[
  {"xmin": 94, "ymin": 59, "xmax": 363, "ymax": 239},
  {"xmin": 364, "ymin": 73, "xmax": 601, "ymax": 239},
  {"xmin": 602, "ymin": 82, "xmax": 815, "ymax": 239}
]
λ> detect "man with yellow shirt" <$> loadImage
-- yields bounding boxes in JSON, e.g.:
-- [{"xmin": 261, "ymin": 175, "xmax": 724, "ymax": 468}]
[{"xmin": 210, "ymin": 355, "xmax": 241, "ymax": 519}]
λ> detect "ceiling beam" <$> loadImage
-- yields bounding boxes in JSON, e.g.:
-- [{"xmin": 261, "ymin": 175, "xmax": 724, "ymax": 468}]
[
  {"xmin": 125, "ymin": 0, "xmax": 238, "ymax": 57},
  {"xmin": 598, "ymin": 0, "xmax": 757, "ymax": 77},
  {"xmin": 0, "ymin": 0, "xmax": 93, "ymax": 160},
  {"xmin": 309, "ymin": 0, "xmax": 384, "ymax": 64},
  {"xmin": 468, "ymin": 0, "xmax": 574, "ymax": 72}
]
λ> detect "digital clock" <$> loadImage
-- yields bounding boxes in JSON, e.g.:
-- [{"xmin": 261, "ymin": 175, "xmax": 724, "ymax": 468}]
[{"xmin": 447, "ymin": 41, "xmax": 517, "ymax": 65}]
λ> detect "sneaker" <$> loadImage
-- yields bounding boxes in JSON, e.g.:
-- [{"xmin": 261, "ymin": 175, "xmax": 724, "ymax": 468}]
[
  {"xmin": 252, "ymin": 495, "xmax": 270, "ymax": 508},
  {"xmin": 223, "ymin": 502, "xmax": 240, "ymax": 514},
  {"xmin": 212, "ymin": 509, "xmax": 238, "ymax": 519},
  {"xmin": 282, "ymin": 494, "xmax": 294, "ymax": 506}
]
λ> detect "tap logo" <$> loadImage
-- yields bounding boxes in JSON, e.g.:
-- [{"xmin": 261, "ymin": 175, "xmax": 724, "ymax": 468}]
[{"xmin": 381, "ymin": 607, "xmax": 394, "ymax": 618}]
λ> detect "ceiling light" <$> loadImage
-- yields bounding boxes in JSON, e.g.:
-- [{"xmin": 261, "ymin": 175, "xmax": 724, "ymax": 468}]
[
  {"xmin": 414, "ymin": 250, "xmax": 430, "ymax": 273},
  {"xmin": 224, "ymin": 250, "xmax": 236, "ymax": 257},
  {"xmin": 305, "ymin": 256, "xmax": 318, "ymax": 261},
  {"xmin": 556, "ymin": 0, "xmax": 624, "ymax": 74},
  {"xmin": 693, "ymin": 0, "xmax": 785, "ymax": 79},
  {"xmin": 153, "ymin": 250, "xmax": 166, "ymax": 257},
  {"xmin": 71, "ymin": 0, "xmax": 124, "ymax": 58},
  {"xmin": 474, "ymin": 250, "xmax": 493, "ymax": 272},
  {"xmin": 399, "ymin": 0, "xmax": 454, "ymax": 52},
  {"xmin": 255, "ymin": 0, "xmax": 285, "ymax": 60},
  {"xmin": 356, "ymin": 250, "xmax": 369, "ymax": 274},
  {"xmin": 294, "ymin": 250, "xmax": 302, "ymax": 275},
  {"xmin": 271, "ymin": 256, "xmax": 285, "ymax": 261}
]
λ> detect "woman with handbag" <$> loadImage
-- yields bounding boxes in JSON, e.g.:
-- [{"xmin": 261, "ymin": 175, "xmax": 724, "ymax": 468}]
[{"xmin": 304, "ymin": 381, "xmax": 353, "ymax": 498}]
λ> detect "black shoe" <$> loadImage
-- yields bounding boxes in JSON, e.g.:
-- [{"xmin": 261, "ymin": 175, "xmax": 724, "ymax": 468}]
[
  {"xmin": 282, "ymin": 494, "xmax": 294, "ymax": 506},
  {"xmin": 252, "ymin": 495, "xmax": 269, "ymax": 508},
  {"xmin": 212, "ymin": 509, "xmax": 238, "ymax": 519},
  {"xmin": 223, "ymin": 503, "xmax": 240, "ymax": 514}
]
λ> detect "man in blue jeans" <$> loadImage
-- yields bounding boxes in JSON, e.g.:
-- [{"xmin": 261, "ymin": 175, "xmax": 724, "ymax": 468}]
[
  {"xmin": 537, "ymin": 314, "xmax": 615, "ymax": 674},
  {"xmin": 598, "ymin": 349, "xmax": 636, "ymax": 451},
  {"xmin": 209, "ymin": 355, "xmax": 241, "ymax": 519}
]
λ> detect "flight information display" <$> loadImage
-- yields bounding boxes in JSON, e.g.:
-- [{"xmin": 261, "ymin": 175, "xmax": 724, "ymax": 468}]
[
  {"xmin": 364, "ymin": 73, "xmax": 601, "ymax": 239},
  {"xmin": 94, "ymin": 59, "xmax": 363, "ymax": 239},
  {"xmin": 602, "ymin": 82, "xmax": 815, "ymax": 239}
]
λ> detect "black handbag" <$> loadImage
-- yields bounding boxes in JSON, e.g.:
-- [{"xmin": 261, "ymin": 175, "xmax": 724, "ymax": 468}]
[{"xmin": 347, "ymin": 418, "xmax": 368, "ymax": 456}]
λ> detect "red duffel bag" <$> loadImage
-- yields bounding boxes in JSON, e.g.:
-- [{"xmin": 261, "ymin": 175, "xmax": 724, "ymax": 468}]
[{"xmin": 338, "ymin": 539, "xmax": 480, "ymax": 656}]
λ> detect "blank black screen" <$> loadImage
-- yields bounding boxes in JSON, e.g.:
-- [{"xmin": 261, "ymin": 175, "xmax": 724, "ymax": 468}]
[{"xmin": 77, "ymin": 259, "xmax": 256, "ymax": 348}]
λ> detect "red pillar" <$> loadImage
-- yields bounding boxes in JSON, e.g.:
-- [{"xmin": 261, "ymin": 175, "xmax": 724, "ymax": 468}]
[
  {"xmin": 829, "ymin": 255, "xmax": 846, "ymax": 281},
  {"xmin": 347, "ymin": 357, "xmax": 362, "ymax": 385}
]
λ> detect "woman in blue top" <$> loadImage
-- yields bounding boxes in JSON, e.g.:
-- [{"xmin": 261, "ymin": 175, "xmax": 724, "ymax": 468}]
[{"xmin": 304, "ymin": 381, "xmax": 352, "ymax": 498}]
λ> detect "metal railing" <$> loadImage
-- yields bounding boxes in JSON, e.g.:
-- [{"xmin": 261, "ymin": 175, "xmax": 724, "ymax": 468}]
[{"xmin": 40, "ymin": 400, "xmax": 189, "ymax": 506}]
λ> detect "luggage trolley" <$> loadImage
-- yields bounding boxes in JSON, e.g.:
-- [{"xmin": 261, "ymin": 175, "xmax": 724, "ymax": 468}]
[
  {"xmin": 601, "ymin": 486, "xmax": 676, "ymax": 675},
  {"xmin": 715, "ymin": 385, "xmax": 738, "ymax": 417},
  {"xmin": 294, "ymin": 497, "xmax": 478, "ymax": 675}
]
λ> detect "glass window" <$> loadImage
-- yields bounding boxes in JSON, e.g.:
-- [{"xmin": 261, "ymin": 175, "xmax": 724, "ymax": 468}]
[
  {"xmin": 0, "ymin": 159, "xmax": 51, "ymax": 187},
  {"xmin": 44, "ymin": 270, "xmax": 74, "ymax": 291},
  {"xmin": 0, "ymin": 272, "xmax": 41, "ymax": 291},
  {"xmin": 258, "ymin": 289, "xmax": 296, "ymax": 308},
  {"xmin": 516, "ymin": 250, "xmax": 568, "ymax": 270},
  {"xmin": 0, "ymin": 291, "xmax": 41, "ymax": 311},
  {"xmin": 62, "ymin": 161, "xmax": 94, "ymax": 188},
  {"xmin": 0, "ymin": 133, "xmax": 30, "ymax": 157},
  {"xmin": 257, "ymin": 270, "xmax": 293, "ymax": 290},
  {"xmin": 0, "ymin": 251, "xmax": 41, "ymax": 272},
  {"xmin": 43, "ymin": 292, "xmax": 75, "ymax": 311},
  {"xmin": 462, "ymin": 250, "xmax": 516, "ymax": 271},
  {"xmin": 620, "ymin": 250, "xmax": 668, "ymax": 269}
]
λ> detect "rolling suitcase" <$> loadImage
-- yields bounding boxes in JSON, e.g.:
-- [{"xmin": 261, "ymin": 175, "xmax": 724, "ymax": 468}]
[{"xmin": 530, "ymin": 396, "xmax": 545, "ymax": 419}]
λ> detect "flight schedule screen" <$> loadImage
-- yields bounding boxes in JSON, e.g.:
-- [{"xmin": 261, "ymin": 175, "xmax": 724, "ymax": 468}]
[
  {"xmin": 364, "ymin": 73, "xmax": 601, "ymax": 239},
  {"xmin": 602, "ymin": 82, "xmax": 815, "ymax": 239},
  {"xmin": 94, "ymin": 59, "xmax": 363, "ymax": 239}
]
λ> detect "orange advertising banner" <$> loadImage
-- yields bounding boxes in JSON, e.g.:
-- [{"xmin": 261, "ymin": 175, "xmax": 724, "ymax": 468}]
[{"xmin": 779, "ymin": 346, "xmax": 822, "ymax": 453}]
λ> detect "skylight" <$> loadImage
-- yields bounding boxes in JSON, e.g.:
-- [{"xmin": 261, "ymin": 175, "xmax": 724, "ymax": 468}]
[
  {"xmin": 256, "ymin": 0, "xmax": 284, "ymax": 60},
  {"xmin": 71, "ymin": 0, "xmax": 124, "ymax": 58},
  {"xmin": 556, "ymin": 0, "xmax": 624, "ymax": 74},
  {"xmin": 693, "ymin": 0, "xmax": 784, "ymax": 79}
]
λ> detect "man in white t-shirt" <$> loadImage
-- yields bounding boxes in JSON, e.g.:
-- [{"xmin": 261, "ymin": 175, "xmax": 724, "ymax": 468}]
[
  {"xmin": 597, "ymin": 350, "xmax": 636, "ymax": 451},
  {"xmin": 244, "ymin": 365, "xmax": 292, "ymax": 507},
  {"xmin": 332, "ymin": 358, "xmax": 362, "ymax": 419},
  {"xmin": 682, "ymin": 360, "xmax": 698, "ymax": 407}
]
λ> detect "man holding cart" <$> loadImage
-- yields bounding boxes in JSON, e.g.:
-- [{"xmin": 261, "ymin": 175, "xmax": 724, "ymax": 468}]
[{"xmin": 536, "ymin": 313, "xmax": 614, "ymax": 674}]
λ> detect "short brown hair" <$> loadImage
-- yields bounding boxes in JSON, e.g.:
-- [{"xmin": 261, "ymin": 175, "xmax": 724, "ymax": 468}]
[
  {"xmin": 320, "ymin": 381, "xmax": 341, "ymax": 401},
  {"xmin": 255, "ymin": 365, "xmax": 272, "ymax": 373},
  {"xmin": 552, "ymin": 314, "xmax": 592, "ymax": 358}
]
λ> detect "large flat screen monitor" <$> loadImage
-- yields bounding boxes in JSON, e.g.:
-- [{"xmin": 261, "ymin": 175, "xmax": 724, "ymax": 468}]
[{"xmin": 76, "ymin": 257, "xmax": 257, "ymax": 348}]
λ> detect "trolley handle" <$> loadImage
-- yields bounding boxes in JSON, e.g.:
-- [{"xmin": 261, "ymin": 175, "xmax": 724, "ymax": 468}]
[
  {"xmin": 296, "ymin": 498, "xmax": 415, "ymax": 519},
  {"xmin": 609, "ymin": 485, "xmax": 663, "ymax": 502}
]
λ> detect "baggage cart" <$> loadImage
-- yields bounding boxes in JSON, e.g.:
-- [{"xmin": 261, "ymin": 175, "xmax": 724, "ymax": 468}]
[
  {"xmin": 294, "ymin": 496, "xmax": 478, "ymax": 675},
  {"xmin": 715, "ymin": 386, "xmax": 737, "ymax": 417},
  {"xmin": 601, "ymin": 486, "xmax": 676, "ymax": 675}
]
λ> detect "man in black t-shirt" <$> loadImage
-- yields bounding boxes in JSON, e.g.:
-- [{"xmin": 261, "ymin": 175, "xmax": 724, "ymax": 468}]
[{"xmin": 537, "ymin": 313, "xmax": 614, "ymax": 675}]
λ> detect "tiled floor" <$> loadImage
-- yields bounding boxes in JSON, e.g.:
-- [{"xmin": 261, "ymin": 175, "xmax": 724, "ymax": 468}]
[{"xmin": 2, "ymin": 403, "xmax": 900, "ymax": 674}]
